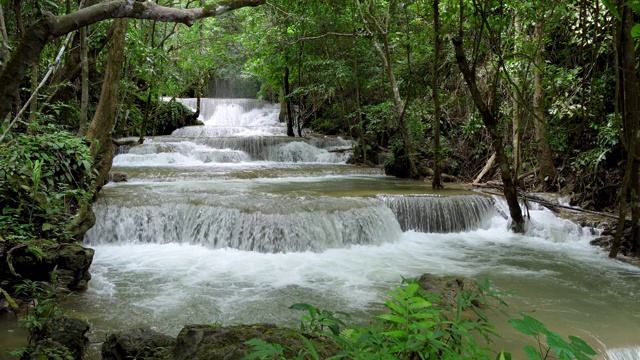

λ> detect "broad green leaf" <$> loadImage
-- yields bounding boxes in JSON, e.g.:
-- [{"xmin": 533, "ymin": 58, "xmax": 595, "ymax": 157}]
[
  {"xmin": 631, "ymin": 24, "xmax": 640, "ymax": 38},
  {"xmin": 602, "ymin": 0, "xmax": 621, "ymax": 20},
  {"xmin": 496, "ymin": 351, "xmax": 512, "ymax": 360},
  {"xmin": 523, "ymin": 345, "xmax": 543, "ymax": 360},
  {"xmin": 508, "ymin": 318, "xmax": 538, "ymax": 336},
  {"xmin": 523, "ymin": 315, "xmax": 548, "ymax": 333},
  {"xmin": 569, "ymin": 335, "xmax": 597, "ymax": 355}
]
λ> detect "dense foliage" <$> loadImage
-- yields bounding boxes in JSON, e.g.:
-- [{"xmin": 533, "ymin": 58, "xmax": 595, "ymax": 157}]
[
  {"xmin": 0, "ymin": 122, "xmax": 93, "ymax": 243},
  {"xmin": 244, "ymin": 280, "xmax": 597, "ymax": 360}
]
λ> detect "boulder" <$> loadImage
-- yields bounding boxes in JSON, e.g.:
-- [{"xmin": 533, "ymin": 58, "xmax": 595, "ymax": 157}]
[
  {"xmin": 1, "ymin": 240, "xmax": 94, "ymax": 293},
  {"xmin": 172, "ymin": 323, "xmax": 338, "ymax": 360},
  {"xmin": 26, "ymin": 315, "xmax": 90, "ymax": 360},
  {"xmin": 102, "ymin": 327, "xmax": 175, "ymax": 360},
  {"xmin": 110, "ymin": 172, "xmax": 128, "ymax": 183},
  {"xmin": 417, "ymin": 273, "xmax": 481, "ymax": 308}
]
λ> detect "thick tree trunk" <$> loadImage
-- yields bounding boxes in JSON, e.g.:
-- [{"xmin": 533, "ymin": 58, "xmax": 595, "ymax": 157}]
[
  {"xmin": 452, "ymin": 37, "xmax": 525, "ymax": 233},
  {"xmin": 610, "ymin": 0, "xmax": 640, "ymax": 257},
  {"xmin": 533, "ymin": 12, "xmax": 556, "ymax": 190},
  {"xmin": 432, "ymin": 0, "xmax": 443, "ymax": 189},
  {"xmin": 86, "ymin": 18, "xmax": 128, "ymax": 194},
  {"xmin": 0, "ymin": 0, "xmax": 266, "ymax": 119}
]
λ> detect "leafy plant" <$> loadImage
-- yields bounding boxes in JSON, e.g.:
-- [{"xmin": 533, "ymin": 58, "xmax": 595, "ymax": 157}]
[
  {"xmin": 245, "ymin": 280, "xmax": 596, "ymax": 360},
  {"xmin": 507, "ymin": 314, "xmax": 597, "ymax": 360},
  {"xmin": 289, "ymin": 303, "xmax": 350, "ymax": 336}
]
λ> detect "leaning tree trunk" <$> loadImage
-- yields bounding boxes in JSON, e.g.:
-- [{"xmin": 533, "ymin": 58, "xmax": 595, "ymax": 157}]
[
  {"xmin": 86, "ymin": 18, "xmax": 128, "ymax": 194},
  {"xmin": 453, "ymin": 37, "xmax": 525, "ymax": 233},
  {"xmin": 77, "ymin": 20, "xmax": 89, "ymax": 137}
]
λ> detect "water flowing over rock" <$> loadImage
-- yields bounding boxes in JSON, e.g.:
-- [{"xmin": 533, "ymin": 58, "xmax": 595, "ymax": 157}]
[
  {"xmin": 86, "ymin": 198, "xmax": 403, "ymax": 252},
  {"xmin": 380, "ymin": 194, "xmax": 495, "ymax": 233}
]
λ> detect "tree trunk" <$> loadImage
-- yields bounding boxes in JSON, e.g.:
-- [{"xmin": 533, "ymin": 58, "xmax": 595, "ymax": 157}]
[
  {"xmin": 0, "ymin": 4, "xmax": 8, "ymax": 71},
  {"xmin": 453, "ymin": 37, "xmax": 525, "ymax": 233},
  {"xmin": 77, "ymin": 23, "xmax": 89, "ymax": 137},
  {"xmin": 533, "ymin": 10, "xmax": 556, "ymax": 190},
  {"xmin": 432, "ymin": 0, "xmax": 443, "ymax": 189},
  {"xmin": 284, "ymin": 67, "xmax": 294, "ymax": 137},
  {"xmin": 512, "ymin": 16, "xmax": 522, "ymax": 182},
  {"xmin": 610, "ymin": 0, "xmax": 640, "ymax": 256},
  {"xmin": 86, "ymin": 18, "xmax": 128, "ymax": 194},
  {"xmin": 0, "ymin": 0, "xmax": 266, "ymax": 120}
]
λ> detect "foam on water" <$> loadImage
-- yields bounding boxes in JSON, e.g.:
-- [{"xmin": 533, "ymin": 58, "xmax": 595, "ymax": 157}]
[
  {"xmin": 80, "ymin": 206, "xmax": 640, "ymax": 343},
  {"xmin": 605, "ymin": 347, "xmax": 640, "ymax": 360}
]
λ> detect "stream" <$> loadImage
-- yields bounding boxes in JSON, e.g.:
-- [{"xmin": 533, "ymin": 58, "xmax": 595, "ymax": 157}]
[{"xmin": 2, "ymin": 98, "xmax": 640, "ymax": 359}]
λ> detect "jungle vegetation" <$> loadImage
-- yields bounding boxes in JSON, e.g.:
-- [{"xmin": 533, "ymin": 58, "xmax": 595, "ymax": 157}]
[{"xmin": 0, "ymin": 0, "xmax": 637, "ymax": 253}]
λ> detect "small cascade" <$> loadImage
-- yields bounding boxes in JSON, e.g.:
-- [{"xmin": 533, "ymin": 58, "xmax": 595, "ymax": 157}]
[
  {"xmin": 145, "ymin": 137, "xmax": 347, "ymax": 163},
  {"xmin": 113, "ymin": 141, "xmax": 249, "ymax": 166},
  {"xmin": 605, "ymin": 347, "xmax": 640, "ymax": 360},
  {"xmin": 86, "ymin": 197, "xmax": 403, "ymax": 253},
  {"xmin": 172, "ymin": 126, "xmax": 286, "ymax": 137},
  {"xmin": 380, "ymin": 194, "xmax": 495, "ymax": 233},
  {"xmin": 168, "ymin": 98, "xmax": 284, "ymax": 129}
]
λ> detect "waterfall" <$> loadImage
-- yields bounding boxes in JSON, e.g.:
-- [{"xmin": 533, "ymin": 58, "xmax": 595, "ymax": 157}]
[
  {"xmin": 380, "ymin": 194, "xmax": 495, "ymax": 233},
  {"xmin": 86, "ymin": 197, "xmax": 403, "ymax": 253},
  {"xmin": 605, "ymin": 347, "xmax": 640, "ymax": 360}
]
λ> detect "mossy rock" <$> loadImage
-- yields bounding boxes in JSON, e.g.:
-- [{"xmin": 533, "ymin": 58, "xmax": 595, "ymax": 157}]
[
  {"xmin": 3, "ymin": 240, "xmax": 94, "ymax": 292},
  {"xmin": 172, "ymin": 323, "xmax": 339, "ymax": 360}
]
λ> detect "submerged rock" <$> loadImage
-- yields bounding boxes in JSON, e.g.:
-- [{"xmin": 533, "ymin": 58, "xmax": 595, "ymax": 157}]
[
  {"xmin": 102, "ymin": 327, "xmax": 175, "ymax": 360},
  {"xmin": 417, "ymin": 273, "xmax": 481, "ymax": 308}
]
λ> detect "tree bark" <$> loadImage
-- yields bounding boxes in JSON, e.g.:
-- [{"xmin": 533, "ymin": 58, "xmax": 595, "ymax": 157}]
[
  {"xmin": 0, "ymin": 0, "xmax": 266, "ymax": 119},
  {"xmin": 86, "ymin": 18, "xmax": 128, "ymax": 194},
  {"xmin": 77, "ymin": 22, "xmax": 89, "ymax": 137},
  {"xmin": 284, "ymin": 67, "xmax": 294, "ymax": 137},
  {"xmin": 512, "ymin": 16, "xmax": 522, "ymax": 182},
  {"xmin": 533, "ymin": 10, "xmax": 556, "ymax": 190},
  {"xmin": 452, "ymin": 37, "xmax": 525, "ymax": 233},
  {"xmin": 0, "ymin": 4, "xmax": 8, "ymax": 70},
  {"xmin": 609, "ymin": 0, "xmax": 640, "ymax": 256},
  {"xmin": 432, "ymin": 0, "xmax": 443, "ymax": 189}
]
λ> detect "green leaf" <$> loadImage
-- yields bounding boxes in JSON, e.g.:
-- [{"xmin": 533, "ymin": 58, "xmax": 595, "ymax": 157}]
[
  {"xmin": 42, "ymin": 223, "xmax": 55, "ymax": 231},
  {"xmin": 523, "ymin": 345, "xmax": 543, "ymax": 360},
  {"xmin": 508, "ymin": 318, "xmax": 538, "ymax": 336},
  {"xmin": 496, "ymin": 352, "xmax": 512, "ymax": 360},
  {"xmin": 602, "ymin": 0, "xmax": 621, "ymax": 20},
  {"xmin": 377, "ymin": 313, "xmax": 408, "ymax": 325},
  {"xmin": 631, "ymin": 24, "xmax": 640, "ymax": 38},
  {"xmin": 569, "ymin": 335, "xmax": 597, "ymax": 355},
  {"xmin": 523, "ymin": 315, "xmax": 548, "ymax": 334}
]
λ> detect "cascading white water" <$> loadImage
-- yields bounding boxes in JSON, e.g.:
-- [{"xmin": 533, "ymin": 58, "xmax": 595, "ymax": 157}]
[
  {"xmin": 380, "ymin": 194, "xmax": 495, "ymax": 233},
  {"xmin": 85, "ymin": 197, "xmax": 403, "ymax": 252},
  {"xmin": 47, "ymin": 97, "xmax": 640, "ymax": 359},
  {"xmin": 605, "ymin": 347, "xmax": 640, "ymax": 360}
]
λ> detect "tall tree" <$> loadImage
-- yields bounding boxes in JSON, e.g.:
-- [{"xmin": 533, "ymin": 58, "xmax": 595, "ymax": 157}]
[
  {"xmin": 0, "ymin": 0, "xmax": 266, "ymax": 121},
  {"xmin": 355, "ymin": 0, "xmax": 420, "ymax": 179},
  {"xmin": 610, "ymin": 0, "xmax": 640, "ymax": 257},
  {"xmin": 533, "ymin": 5, "xmax": 556, "ymax": 190},
  {"xmin": 431, "ymin": 0, "xmax": 443, "ymax": 189},
  {"xmin": 452, "ymin": 0, "xmax": 525, "ymax": 232}
]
